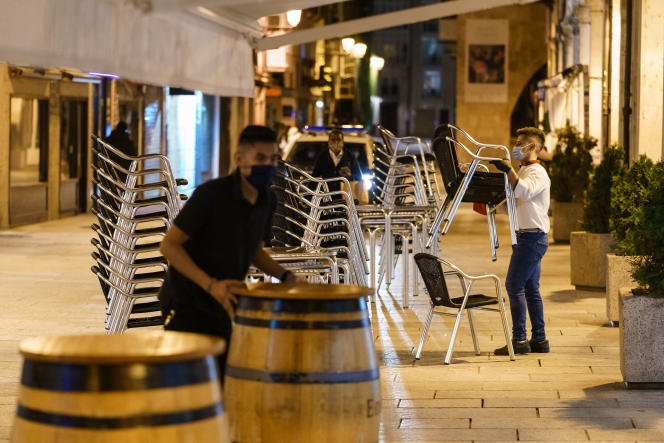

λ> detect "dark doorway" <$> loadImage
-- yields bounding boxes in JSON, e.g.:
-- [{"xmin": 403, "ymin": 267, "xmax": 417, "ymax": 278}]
[
  {"xmin": 60, "ymin": 99, "xmax": 88, "ymax": 214},
  {"xmin": 510, "ymin": 64, "xmax": 547, "ymax": 135},
  {"xmin": 379, "ymin": 102, "xmax": 398, "ymax": 134}
]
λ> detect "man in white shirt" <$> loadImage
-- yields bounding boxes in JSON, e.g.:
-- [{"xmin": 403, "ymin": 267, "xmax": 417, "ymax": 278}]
[{"xmin": 490, "ymin": 127, "xmax": 551, "ymax": 355}]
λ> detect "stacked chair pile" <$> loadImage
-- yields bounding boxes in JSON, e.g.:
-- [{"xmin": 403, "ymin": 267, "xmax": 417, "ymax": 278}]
[
  {"xmin": 90, "ymin": 135, "xmax": 188, "ymax": 333},
  {"xmin": 355, "ymin": 126, "xmax": 440, "ymax": 308},
  {"xmin": 259, "ymin": 161, "xmax": 369, "ymax": 287}
]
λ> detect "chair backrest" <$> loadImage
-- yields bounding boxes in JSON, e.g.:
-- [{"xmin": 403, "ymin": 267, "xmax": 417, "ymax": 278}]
[
  {"xmin": 414, "ymin": 253, "xmax": 457, "ymax": 308},
  {"xmin": 376, "ymin": 124, "xmax": 396, "ymax": 155},
  {"xmin": 431, "ymin": 136, "xmax": 460, "ymax": 195}
]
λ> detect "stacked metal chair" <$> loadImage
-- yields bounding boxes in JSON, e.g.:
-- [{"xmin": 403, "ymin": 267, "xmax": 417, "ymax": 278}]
[
  {"xmin": 90, "ymin": 135, "xmax": 188, "ymax": 333},
  {"xmin": 356, "ymin": 127, "xmax": 439, "ymax": 307},
  {"xmin": 376, "ymin": 124, "xmax": 441, "ymax": 207},
  {"xmin": 426, "ymin": 124, "xmax": 518, "ymax": 260},
  {"xmin": 264, "ymin": 161, "xmax": 369, "ymax": 287}
]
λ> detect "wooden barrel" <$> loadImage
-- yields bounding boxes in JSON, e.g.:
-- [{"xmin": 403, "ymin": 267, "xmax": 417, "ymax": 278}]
[
  {"xmin": 225, "ymin": 283, "xmax": 380, "ymax": 443},
  {"xmin": 12, "ymin": 331, "xmax": 229, "ymax": 443}
]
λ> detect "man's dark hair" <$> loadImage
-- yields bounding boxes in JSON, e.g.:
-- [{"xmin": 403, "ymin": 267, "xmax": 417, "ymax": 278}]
[
  {"xmin": 329, "ymin": 128, "xmax": 344, "ymax": 138},
  {"xmin": 239, "ymin": 125, "xmax": 277, "ymax": 146},
  {"xmin": 115, "ymin": 121, "xmax": 128, "ymax": 132},
  {"xmin": 516, "ymin": 126, "xmax": 545, "ymax": 148}
]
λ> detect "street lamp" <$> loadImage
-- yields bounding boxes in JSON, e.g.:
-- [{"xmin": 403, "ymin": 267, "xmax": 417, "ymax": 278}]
[
  {"xmin": 369, "ymin": 56, "xmax": 385, "ymax": 128},
  {"xmin": 285, "ymin": 10, "xmax": 302, "ymax": 27},
  {"xmin": 351, "ymin": 42, "xmax": 367, "ymax": 59},
  {"xmin": 370, "ymin": 56, "xmax": 385, "ymax": 71},
  {"xmin": 341, "ymin": 37, "xmax": 356, "ymax": 55}
]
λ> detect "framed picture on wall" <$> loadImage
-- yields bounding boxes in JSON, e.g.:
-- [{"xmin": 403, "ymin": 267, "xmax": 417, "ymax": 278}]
[{"xmin": 465, "ymin": 20, "xmax": 508, "ymax": 102}]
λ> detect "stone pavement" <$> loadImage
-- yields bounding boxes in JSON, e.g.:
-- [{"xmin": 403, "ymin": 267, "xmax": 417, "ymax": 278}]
[{"xmin": 1, "ymin": 208, "xmax": 663, "ymax": 442}]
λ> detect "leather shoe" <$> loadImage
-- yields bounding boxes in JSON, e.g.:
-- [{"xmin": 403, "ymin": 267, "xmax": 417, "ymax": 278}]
[
  {"xmin": 494, "ymin": 339, "xmax": 530, "ymax": 355},
  {"xmin": 529, "ymin": 338, "xmax": 550, "ymax": 353}
]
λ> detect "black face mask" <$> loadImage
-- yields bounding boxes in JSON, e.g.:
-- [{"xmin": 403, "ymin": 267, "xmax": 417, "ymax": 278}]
[{"xmin": 246, "ymin": 165, "xmax": 277, "ymax": 191}]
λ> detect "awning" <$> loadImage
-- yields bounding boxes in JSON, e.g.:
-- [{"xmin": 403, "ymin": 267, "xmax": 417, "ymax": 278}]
[
  {"xmin": 257, "ymin": 0, "xmax": 539, "ymax": 50},
  {"xmin": 0, "ymin": 0, "xmax": 341, "ymax": 97}
]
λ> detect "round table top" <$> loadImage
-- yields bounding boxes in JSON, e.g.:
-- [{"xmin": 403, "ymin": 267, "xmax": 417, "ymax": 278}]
[
  {"xmin": 230, "ymin": 283, "xmax": 373, "ymax": 300},
  {"xmin": 19, "ymin": 331, "xmax": 226, "ymax": 364}
]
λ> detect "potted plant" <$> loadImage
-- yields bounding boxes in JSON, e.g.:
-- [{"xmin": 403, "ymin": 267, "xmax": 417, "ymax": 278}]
[
  {"xmin": 619, "ymin": 161, "xmax": 664, "ymax": 386},
  {"xmin": 606, "ymin": 155, "xmax": 654, "ymax": 325},
  {"xmin": 570, "ymin": 145, "xmax": 623, "ymax": 289},
  {"xmin": 549, "ymin": 122, "xmax": 596, "ymax": 242}
]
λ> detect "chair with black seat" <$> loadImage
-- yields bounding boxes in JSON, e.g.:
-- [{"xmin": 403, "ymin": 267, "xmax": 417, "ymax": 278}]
[
  {"xmin": 413, "ymin": 252, "xmax": 514, "ymax": 364},
  {"xmin": 426, "ymin": 124, "xmax": 518, "ymax": 261}
]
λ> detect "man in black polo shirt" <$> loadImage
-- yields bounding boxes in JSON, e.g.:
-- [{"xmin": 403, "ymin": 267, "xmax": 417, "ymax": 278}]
[
  {"xmin": 312, "ymin": 129, "xmax": 362, "ymax": 192},
  {"xmin": 158, "ymin": 125, "xmax": 296, "ymax": 376}
]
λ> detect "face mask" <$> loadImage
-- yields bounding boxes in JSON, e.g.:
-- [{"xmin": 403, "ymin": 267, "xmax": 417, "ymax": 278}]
[
  {"xmin": 246, "ymin": 165, "xmax": 277, "ymax": 192},
  {"xmin": 512, "ymin": 143, "xmax": 533, "ymax": 161}
]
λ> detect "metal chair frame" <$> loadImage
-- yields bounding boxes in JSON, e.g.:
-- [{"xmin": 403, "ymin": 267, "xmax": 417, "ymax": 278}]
[{"xmin": 413, "ymin": 253, "xmax": 515, "ymax": 364}]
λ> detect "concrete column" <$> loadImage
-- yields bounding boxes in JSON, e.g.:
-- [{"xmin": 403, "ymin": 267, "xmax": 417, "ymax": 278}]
[
  {"xmin": 608, "ymin": 0, "xmax": 622, "ymax": 146},
  {"xmin": 86, "ymin": 83, "xmax": 94, "ymax": 212},
  {"xmin": 587, "ymin": 0, "xmax": 606, "ymax": 152},
  {"xmin": 47, "ymin": 81, "xmax": 61, "ymax": 220},
  {"xmin": 0, "ymin": 64, "xmax": 11, "ymax": 229},
  {"xmin": 110, "ymin": 79, "xmax": 119, "ymax": 130},
  {"xmin": 228, "ymin": 97, "xmax": 241, "ymax": 172},
  {"xmin": 632, "ymin": 0, "xmax": 664, "ymax": 161}
]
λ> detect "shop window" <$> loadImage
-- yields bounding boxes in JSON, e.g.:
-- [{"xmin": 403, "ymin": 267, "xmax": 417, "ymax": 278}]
[
  {"xmin": 421, "ymin": 35, "xmax": 442, "ymax": 65},
  {"xmin": 422, "ymin": 69, "xmax": 441, "ymax": 98}
]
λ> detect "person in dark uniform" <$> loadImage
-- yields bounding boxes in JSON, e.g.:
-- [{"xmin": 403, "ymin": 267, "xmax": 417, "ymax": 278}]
[
  {"xmin": 104, "ymin": 121, "xmax": 137, "ymax": 182},
  {"xmin": 311, "ymin": 129, "xmax": 362, "ymax": 192},
  {"xmin": 158, "ymin": 125, "xmax": 296, "ymax": 377}
]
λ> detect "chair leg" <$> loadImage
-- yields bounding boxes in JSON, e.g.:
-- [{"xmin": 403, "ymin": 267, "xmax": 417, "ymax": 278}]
[
  {"xmin": 415, "ymin": 305, "xmax": 434, "ymax": 360},
  {"xmin": 444, "ymin": 308, "xmax": 465, "ymax": 365},
  {"xmin": 498, "ymin": 293, "xmax": 516, "ymax": 361},
  {"xmin": 401, "ymin": 234, "xmax": 409, "ymax": 308},
  {"xmin": 466, "ymin": 309, "xmax": 481, "ymax": 355},
  {"xmin": 369, "ymin": 228, "xmax": 377, "ymax": 300},
  {"xmin": 411, "ymin": 223, "xmax": 419, "ymax": 297},
  {"xmin": 487, "ymin": 208, "xmax": 497, "ymax": 262},
  {"xmin": 426, "ymin": 197, "xmax": 451, "ymax": 248}
]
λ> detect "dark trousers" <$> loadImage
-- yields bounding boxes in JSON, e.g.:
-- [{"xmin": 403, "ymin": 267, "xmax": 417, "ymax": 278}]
[
  {"xmin": 162, "ymin": 302, "xmax": 233, "ymax": 379},
  {"xmin": 505, "ymin": 231, "xmax": 549, "ymax": 341}
]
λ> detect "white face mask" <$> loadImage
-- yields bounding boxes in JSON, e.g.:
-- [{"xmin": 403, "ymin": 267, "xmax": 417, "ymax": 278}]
[{"xmin": 512, "ymin": 143, "xmax": 533, "ymax": 161}]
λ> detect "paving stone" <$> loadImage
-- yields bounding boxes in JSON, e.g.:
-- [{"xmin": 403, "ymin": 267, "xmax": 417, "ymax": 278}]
[
  {"xmin": 586, "ymin": 428, "xmax": 664, "ymax": 440},
  {"xmin": 472, "ymin": 417, "xmax": 633, "ymax": 429},
  {"xmin": 517, "ymin": 428, "xmax": 589, "ymax": 441}
]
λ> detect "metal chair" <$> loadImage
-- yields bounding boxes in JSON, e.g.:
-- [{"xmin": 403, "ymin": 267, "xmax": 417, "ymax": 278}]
[
  {"xmin": 426, "ymin": 124, "xmax": 517, "ymax": 261},
  {"xmin": 413, "ymin": 253, "xmax": 514, "ymax": 364}
]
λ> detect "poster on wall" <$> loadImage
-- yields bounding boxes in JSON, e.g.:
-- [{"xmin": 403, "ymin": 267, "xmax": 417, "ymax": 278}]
[{"xmin": 465, "ymin": 19, "xmax": 508, "ymax": 103}]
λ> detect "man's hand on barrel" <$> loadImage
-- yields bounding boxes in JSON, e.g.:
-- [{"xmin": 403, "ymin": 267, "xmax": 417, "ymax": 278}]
[{"xmin": 208, "ymin": 278, "xmax": 242, "ymax": 318}]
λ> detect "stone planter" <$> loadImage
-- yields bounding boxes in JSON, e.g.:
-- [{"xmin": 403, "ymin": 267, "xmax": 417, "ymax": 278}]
[
  {"xmin": 570, "ymin": 232, "xmax": 615, "ymax": 290},
  {"xmin": 620, "ymin": 289, "xmax": 664, "ymax": 387},
  {"xmin": 552, "ymin": 201, "xmax": 583, "ymax": 243},
  {"xmin": 606, "ymin": 254, "xmax": 638, "ymax": 325}
]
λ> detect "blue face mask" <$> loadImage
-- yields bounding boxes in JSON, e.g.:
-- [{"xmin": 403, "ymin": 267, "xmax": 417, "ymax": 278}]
[
  {"xmin": 512, "ymin": 143, "xmax": 533, "ymax": 161},
  {"xmin": 246, "ymin": 164, "xmax": 277, "ymax": 192}
]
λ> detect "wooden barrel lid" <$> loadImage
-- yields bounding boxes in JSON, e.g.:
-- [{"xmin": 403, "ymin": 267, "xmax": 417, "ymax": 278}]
[
  {"xmin": 230, "ymin": 283, "xmax": 372, "ymax": 300},
  {"xmin": 19, "ymin": 331, "xmax": 226, "ymax": 364}
]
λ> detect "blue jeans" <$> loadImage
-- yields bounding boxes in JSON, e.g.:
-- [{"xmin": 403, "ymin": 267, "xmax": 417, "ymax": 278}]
[{"xmin": 505, "ymin": 231, "xmax": 549, "ymax": 341}]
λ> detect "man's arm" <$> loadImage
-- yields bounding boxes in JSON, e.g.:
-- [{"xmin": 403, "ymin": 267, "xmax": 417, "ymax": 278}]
[
  {"xmin": 160, "ymin": 225, "xmax": 210, "ymax": 290},
  {"xmin": 490, "ymin": 160, "xmax": 519, "ymax": 189},
  {"xmin": 160, "ymin": 225, "xmax": 239, "ymax": 315},
  {"xmin": 252, "ymin": 244, "xmax": 296, "ymax": 283}
]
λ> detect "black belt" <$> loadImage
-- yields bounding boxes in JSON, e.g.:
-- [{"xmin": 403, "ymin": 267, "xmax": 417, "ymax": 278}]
[{"xmin": 517, "ymin": 228, "xmax": 543, "ymax": 233}]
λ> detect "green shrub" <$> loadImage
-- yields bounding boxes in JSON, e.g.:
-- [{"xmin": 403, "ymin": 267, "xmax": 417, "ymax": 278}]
[
  {"xmin": 549, "ymin": 122, "xmax": 596, "ymax": 203},
  {"xmin": 629, "ymin": 162, "xmax": 664, "ymax": 298},
  {"xmin": 581, "ymin": 144, "xmax": 624, "ymax": 233},
  {"xmin": 610, "ymin": 155, "xmax": 655, "ymax": 255}
]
